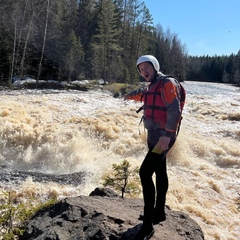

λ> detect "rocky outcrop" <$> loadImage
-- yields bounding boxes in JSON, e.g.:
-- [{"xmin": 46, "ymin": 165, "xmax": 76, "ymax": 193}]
[
  {"xmin": 0, "ymin": 170, "xmax": 87, "ymax": 186},
  {"xmin": 20, "ymin": 188, "xmax": 204, "ymax": 240}
]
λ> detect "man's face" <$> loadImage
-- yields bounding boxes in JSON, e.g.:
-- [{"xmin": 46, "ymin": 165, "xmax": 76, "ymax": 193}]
[{"xmin": 138, "ymin": 62, "xmax": 156, "ymax": 82}]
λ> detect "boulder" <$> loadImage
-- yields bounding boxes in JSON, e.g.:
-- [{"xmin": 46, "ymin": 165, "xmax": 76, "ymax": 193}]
[
  {"xmin": 0, "ymin": 170, "xmax": 87, "ymax": 186},
  {"xmin": 20, "ymin": 188, "xmax": 204, "ymax": 240}
]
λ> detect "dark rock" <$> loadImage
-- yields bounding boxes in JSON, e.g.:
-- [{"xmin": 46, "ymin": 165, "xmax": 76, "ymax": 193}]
[
  {"xmin": 0, "ymin": 170, "xmax": 88, "ymax": 186},
  {"xmin": 20, "ymin": 189, "xmax": 204, "ymax": 240},
  {"xmin": 89, "ymin": 187, "xmax": 120, "ymax": 197},
  {"xmin": 10, "ymin": 80, "xmax": 90, "ymax": 91}
]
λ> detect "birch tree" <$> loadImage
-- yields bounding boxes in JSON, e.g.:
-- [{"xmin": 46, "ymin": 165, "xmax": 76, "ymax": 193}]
[
  {"xmin": 37, "ymin": 0, "xmax": 50, "ymax": 82},
  {"xmin": 19, "ymin": 0, "xmax": 44, "ymax": 78}
]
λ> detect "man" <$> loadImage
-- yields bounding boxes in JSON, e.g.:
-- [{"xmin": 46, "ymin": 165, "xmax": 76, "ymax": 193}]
[{"xmin": 124, "ymin": 55, "xmax": 185, "ymax": 240}]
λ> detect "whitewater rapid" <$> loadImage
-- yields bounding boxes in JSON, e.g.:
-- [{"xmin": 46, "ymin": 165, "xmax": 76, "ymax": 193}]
[{"xmin": 0, "ymin": 82, "xmax": 239, "ymax": 239}]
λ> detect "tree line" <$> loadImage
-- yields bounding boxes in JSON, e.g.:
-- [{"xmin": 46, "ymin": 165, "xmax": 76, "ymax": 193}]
[
  {"xmin": 0, "ymin": 0, "xmax": 239, "ymax": 86},
  {"xmin": 187, "ymin": 53, "xmax": 240, "ymax": 84}
]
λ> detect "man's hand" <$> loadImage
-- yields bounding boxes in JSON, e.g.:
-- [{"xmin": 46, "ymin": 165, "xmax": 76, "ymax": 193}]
[
  {"xmin": 158, "ymin": 136, "xmax": 170, "ymax": 150},
  {"xmin": 152, "ymin": 136, "xmax": 170, "ymax": 154}
]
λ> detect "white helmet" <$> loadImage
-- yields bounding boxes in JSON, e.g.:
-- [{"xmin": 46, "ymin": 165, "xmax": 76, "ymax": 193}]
[{"xmin": 136, "ymin": 55, "xmax": 160, "ymax": 73}]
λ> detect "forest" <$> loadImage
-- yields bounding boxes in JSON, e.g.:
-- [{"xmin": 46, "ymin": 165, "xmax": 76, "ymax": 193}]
[{"xmin": 0, "ymin": 0, "xmax": 239, "ymax": 86}]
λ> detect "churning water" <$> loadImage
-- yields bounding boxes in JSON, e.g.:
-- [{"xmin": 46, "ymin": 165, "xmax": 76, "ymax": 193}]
[{"xmin": 0, "ymin": 82, "xmax": 239, "ymax": 239}]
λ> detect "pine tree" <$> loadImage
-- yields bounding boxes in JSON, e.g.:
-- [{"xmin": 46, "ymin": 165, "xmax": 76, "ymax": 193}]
[
  {"xmin": 102, "ymin": 159, "xmax": 141, "ymax": 198},
  {"xmin": 92, "ymin": 0, "xmax": 122, "ymax": 83}
]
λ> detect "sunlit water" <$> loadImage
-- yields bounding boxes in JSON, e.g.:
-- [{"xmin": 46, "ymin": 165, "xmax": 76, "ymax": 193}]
[{"xmin": 0, "ymin": 82, "xmax": 239, "ymax": 239}]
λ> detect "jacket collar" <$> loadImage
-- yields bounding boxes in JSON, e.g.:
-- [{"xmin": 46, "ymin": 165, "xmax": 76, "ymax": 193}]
[{"xmin": 150, "ymin": 72, "xmax": 166, "ymax": 85}]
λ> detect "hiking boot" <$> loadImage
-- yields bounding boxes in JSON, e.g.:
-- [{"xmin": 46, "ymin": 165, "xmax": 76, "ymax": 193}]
[
  {"xmin": 152, "ymin": 213, "xmax": 166, "ymax": 224},
  {"xmin": 134, "ymin": 224, "xmax": 154, "ymax": 240},
  {"xmin": 138, "ymin": 211, "xmax": 166, "ymax": 224},
  {"xmin": 138, "ymin": 214, "xmax": 144, "ymax": 221}
]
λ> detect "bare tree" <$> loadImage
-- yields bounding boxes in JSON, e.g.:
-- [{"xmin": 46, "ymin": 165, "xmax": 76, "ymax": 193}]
[
  {"xmin": 9, "ymin": 20, "xmax": 17, "ymax": 87},
  {"xmin": 37, "ymin": 0, "xmax": 50, "ymax": 82},
  {"xmin": 19, "ymin": 0, "xmax": 43, "ymax": 78}
]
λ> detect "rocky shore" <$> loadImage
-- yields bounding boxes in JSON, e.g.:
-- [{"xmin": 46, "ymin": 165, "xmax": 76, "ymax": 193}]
[{"xmin": 20, "ymin": 188, "xmax": 204, "ymax": 240}]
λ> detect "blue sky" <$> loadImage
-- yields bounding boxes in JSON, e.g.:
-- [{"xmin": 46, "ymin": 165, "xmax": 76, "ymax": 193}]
[{"xmin": 144, "ymin": 0, "xmax": 240, "ymax": 56}]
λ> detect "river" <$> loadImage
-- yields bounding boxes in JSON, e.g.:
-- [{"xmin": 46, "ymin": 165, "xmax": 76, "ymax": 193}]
[{"xmin": 0, "ymin": 81, "xmax": 239, "ymax": 239}]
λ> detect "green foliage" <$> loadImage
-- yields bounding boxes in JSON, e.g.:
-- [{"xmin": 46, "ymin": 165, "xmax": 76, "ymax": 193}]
[
  {"xmin": 186, "ymin": 52, "xmax": 240, "ymax": 83},
  {"xmin": 0, "ymin": 191, "xmax": 57, "ymax": 239},
  {"xmin": 102, "ymin": 159, "xmax": 141, "ymax": 198},
  {"xmin": 92, "ymin": 0, "xmax": 122, "ymax": 83}
]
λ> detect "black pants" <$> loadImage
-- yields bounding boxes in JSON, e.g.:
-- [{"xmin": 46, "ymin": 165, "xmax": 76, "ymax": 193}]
[{"xmin": 139, "ymin": 130, "xmax": 176, "ymax": 223}]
